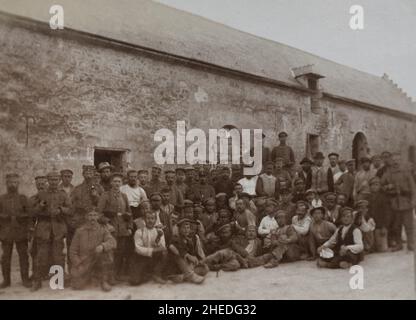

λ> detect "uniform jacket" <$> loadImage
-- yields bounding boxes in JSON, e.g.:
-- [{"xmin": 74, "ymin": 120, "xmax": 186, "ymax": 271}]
[
  {"xmin": 70, "ymin": 181, "xmax": 104, "ymax": 229},
  {"xmin": 32, "ymin": 188, "xmax": 72, "ymax": 240},
  {"xmin": 97, "ymin": 190, "xmax": 133, "ymax": 237},
  {"xmin": 0, "ymin": 192, "xmax": 31, "ymax": 241},
  {"xmin": 69, "ymin": 222, "xmax": 116, "ymax": 268},
  {"xmin": 380, "ymin": 167, "xmax": 416, "ymax": 211}
]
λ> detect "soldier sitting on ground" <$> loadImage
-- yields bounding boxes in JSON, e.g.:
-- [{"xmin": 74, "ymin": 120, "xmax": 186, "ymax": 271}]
[{"xmin": 70, "ymin": 210, "xmax": 116, "ymax": 292}]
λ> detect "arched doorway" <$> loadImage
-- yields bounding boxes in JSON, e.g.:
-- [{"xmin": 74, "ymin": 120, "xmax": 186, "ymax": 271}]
[{"xmin": 352, "ymin": 132, "xmax": 369, "ymax": 169}]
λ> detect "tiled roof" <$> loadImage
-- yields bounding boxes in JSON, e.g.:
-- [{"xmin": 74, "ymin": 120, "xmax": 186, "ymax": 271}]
[{"xmin": 1, "ymin": 0, "xmax": 415, "ymax": 115}]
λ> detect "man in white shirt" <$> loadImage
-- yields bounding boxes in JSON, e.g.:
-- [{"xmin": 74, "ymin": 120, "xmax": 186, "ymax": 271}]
[
  {"xmin": 120, "ymin": 170, "xmax": 148, "ymax": 219},
  {"xmin": 129, "ymin": 211, "xmax": 167, "ymax": 285},
  {"xmin": 291, "ymin": 200, "xmax": 312, "ymax": 258},
  {"xmin": 258, "ymin": 199, "xmax": 279, "ymax": 237},
  {"xmin": 238, "ymin": 174, "xmax": 258, "ymax": 197},
  {"xmin": 317, "ymin": 207, "xmax": 364, "ymax": 269}
]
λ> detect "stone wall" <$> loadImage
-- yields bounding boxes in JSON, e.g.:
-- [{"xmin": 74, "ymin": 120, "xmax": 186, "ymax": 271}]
[{"xmin": 1, "ymin": 17, "xmax": 415, "ymax": 195}]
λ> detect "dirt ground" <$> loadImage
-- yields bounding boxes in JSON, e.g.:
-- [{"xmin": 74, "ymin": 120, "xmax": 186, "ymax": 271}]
[{"xmin": 0, "ymin": 249, "xmax": 414, "ymax": 300}]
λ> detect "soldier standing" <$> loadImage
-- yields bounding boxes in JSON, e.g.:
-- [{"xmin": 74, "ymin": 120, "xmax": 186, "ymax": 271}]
[
  {"xmin": 97, "ymin": 173, "xmax": 133, "ymax": 281},
  {"xmin": 0, "ymin": 173, "xmax": 32, "ymax": 288},
  {"xmin": 31, "ymin": 171, "xmax": 72, "ymax": 291},
  {"xmin": 69, "ymin": 165, "xmax": 104, "ymax": 266}
]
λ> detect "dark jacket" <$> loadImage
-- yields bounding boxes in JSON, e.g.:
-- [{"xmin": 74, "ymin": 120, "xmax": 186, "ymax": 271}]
[
  {"xmin": 97, "ymin": 190, "xmax": 132, "ymax": 237},
  {"xmin": 32, "ymin": 188, "xmax": 72, "ymax": 241},
  {"xmin": 0, "ymin": 193, "xmax": 31, "ymax": 241}
]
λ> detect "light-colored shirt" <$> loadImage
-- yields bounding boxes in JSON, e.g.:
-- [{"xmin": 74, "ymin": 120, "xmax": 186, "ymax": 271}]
[
  {"xmin": 134, "ymin": 226, "xmax": 165, "ymax": 257},
  {"xmin": 291, "ymin": 214, "xmax": 312, "ymax": 236},
  {"xmin": 323, "ymin": 224, "xmax": 364, "ymax": 254},
  {"xmin": 258, "ymin": 215, "xmax": 279, "ymax": 236},
  {"xmin": 120, "ymin": 184, "xmax": 147, "ymax": 207},
  {"xmin": 238, "ymin": 176, "xmax": 258, "ymax": 196}
]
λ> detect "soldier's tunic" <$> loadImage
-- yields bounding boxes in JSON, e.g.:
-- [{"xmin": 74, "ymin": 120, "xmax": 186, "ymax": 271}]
[
  {"xmin": 0, "ymin": 192, "xmax": 31, "ymax": 283},
  {"xmin": 97, "ymin": 190, "xmax": 133, "ymax": 277},
  {"xmin": 69, "ymin": 181, "xmax": 104, "ymax": 266},
  {"xmin": 69, "ymin": 222, "xmax": 116, "ymax": 288},
  {"xmin": 32, "ymin": 188, "xmax": 71, "ymax": 280}
]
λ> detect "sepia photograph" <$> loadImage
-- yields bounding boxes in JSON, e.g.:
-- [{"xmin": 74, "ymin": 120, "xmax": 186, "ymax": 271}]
[{"xmin": 0, "ymin": 0, "xmax": 415, "ymax": 305}]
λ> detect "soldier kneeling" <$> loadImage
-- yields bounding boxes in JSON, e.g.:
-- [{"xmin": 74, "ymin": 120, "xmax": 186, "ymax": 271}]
[{"xmin": 69, "ymin": 210, "xmax": 116, "ymax": 292}]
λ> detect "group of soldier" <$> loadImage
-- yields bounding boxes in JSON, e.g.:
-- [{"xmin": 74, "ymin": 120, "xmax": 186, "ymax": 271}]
[{"xmin": 0, "ymin": 131, "xmax": 415, "ymax": 292}]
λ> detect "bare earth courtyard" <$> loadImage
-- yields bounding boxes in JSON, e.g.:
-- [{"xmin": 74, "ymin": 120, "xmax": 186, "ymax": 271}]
[{"xmin": 0, "ymin": 250, "xmax": 414, "ymax": 300}]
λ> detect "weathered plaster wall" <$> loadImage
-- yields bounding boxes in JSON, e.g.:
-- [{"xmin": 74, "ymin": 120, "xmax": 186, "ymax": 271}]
[{"xmin": 1, "ymin": 18, "xmax": 415, "ymax": 195}]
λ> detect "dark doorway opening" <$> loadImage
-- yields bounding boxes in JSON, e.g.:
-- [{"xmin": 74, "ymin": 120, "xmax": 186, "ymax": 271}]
[
  {"xmin": 94, "ymin": 147, "xmax": 128, "ymax": 173},
  {"xmin": 352, "ymin": 132, "xmax": 369, "ymax": 169}
]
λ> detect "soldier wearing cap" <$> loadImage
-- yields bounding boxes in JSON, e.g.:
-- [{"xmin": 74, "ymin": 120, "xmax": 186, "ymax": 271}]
[
  {"xmin": 97, "ymin": 172, "xmax": 133, "ymax": 280},
  {"xmin": 189, "ymin": 170, "xmax": 215, "ymax": 204},
  {"xmin": 147, "ymin": 165, "xmax": 163, "ymax": 196},
  {"xmin": 368, "ymin": 176, "xmax": 391, "ymax": 252},
  {"xmin": 376, "ymin": 151, "xmax": 393, "ymax": 178},
  {"xmin": 97, "ymin": 162, "xmax": 113, "ymax": 192},
  {"xmin": 31, "ymin": 170, "xmax": 72, "ymax": 291},
  {"xmin": 295, "ymin": 157, "xmax": 313, "ymax": 190},
  {"xmin": 214, "ymin": 167, "xmax": 234, "ymax": 198},
  {"xmin": 69, "ymin": 209, "xmax": 116, "ymax": 292},
  {"xmin": 335, "ymin": 159, "xmax": 356, "ymax": 206},
  {"xmin": 323, "ymin": 192, "xmax": 340, "ymax": 225},
  {"xmin": 271, "ymin": 131, "xmax": 295, "ymax": 171},
  {"xmin": 380, "ymin": 152, "xmax": 415, "ymax": 251},
  {"xmin": 163, "ymin": 169, "xmax": 184, "ymax": 208},
  {"xmin": 0, "ymin": 173, "xmax": 31, "ymax": 288},
  {"xmin": 27, "ymin": 175, "xmax": 48, "ymax": 282},
  {"xmin": 327, "ymin": 152, "xmax": 340, "ymax": 193},
  {"xmin": 184, "ymin": 166, "xmax": 196, "ymax": 188},
  {"xmin": 291, "ymin": 178, "xmax": 306, "ymax": 204},
  {"xmin": 69, "ymin": 165, "xmax": 105, "ymax": 266},
  {"xmin": 59, "ymin": 169, "xmax": 74, "ymax": 196},
  {"xmin": 353, "ymin": 156, "xmax": 377, "ymax": 202},
  {"xmin": 174, "ymin": 167, "xmax": 188, "ymax": 199},
  {"xmin": 311, "ymin": 152, "xmax": 328, "ymax": 196},
  {"xmin": 168, "ymin": 218, "xmax": 208, "ymax": 284}
]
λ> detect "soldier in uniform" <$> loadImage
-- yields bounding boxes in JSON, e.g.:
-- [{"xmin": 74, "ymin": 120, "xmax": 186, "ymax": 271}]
[
  {"xmin": 69, "ymin": 165, "xmax": 104, "ymax": 267},
  {"xmin": 28, "ymin": 175, "xmax": 48, "ymax": 281},
  {"xmin": 70, "ymin": 210, "xmax": 116, "ymax": 292},
  {"xmin": 271, "ymin": 131, "xmax": 295, "ymax": 173},
  {"xmin": 97, "ymin": 162, "xmax": 113, "ymax": 192},
  {"xmin": 97, "ymin": 173, "xmax": 133, "ymax": 281},
  {"xmin": 147, "ymin": 166, "xmax": 164, "ymax": 196},
  {"xmin": 31, "ymin": 171, "xmax": 72, "ymax": 291},
  {"xmin": 0, "ymin": 173, "xmax": 32, "ymax": 288}
]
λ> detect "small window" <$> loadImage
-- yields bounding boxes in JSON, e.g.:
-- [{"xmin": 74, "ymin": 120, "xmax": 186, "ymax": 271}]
[
  {"xmin": 94, "ymin": 147, "xmax": 129, "ymax": 173},
  {"xmin": 308, "ymin": 78, "xmax": 318, "ymax": 90}
]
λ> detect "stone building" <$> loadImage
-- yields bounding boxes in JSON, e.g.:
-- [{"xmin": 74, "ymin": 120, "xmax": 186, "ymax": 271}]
[{"xmin": 0, "ymin": 0, "xmax": 415, "ymax": 194}]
